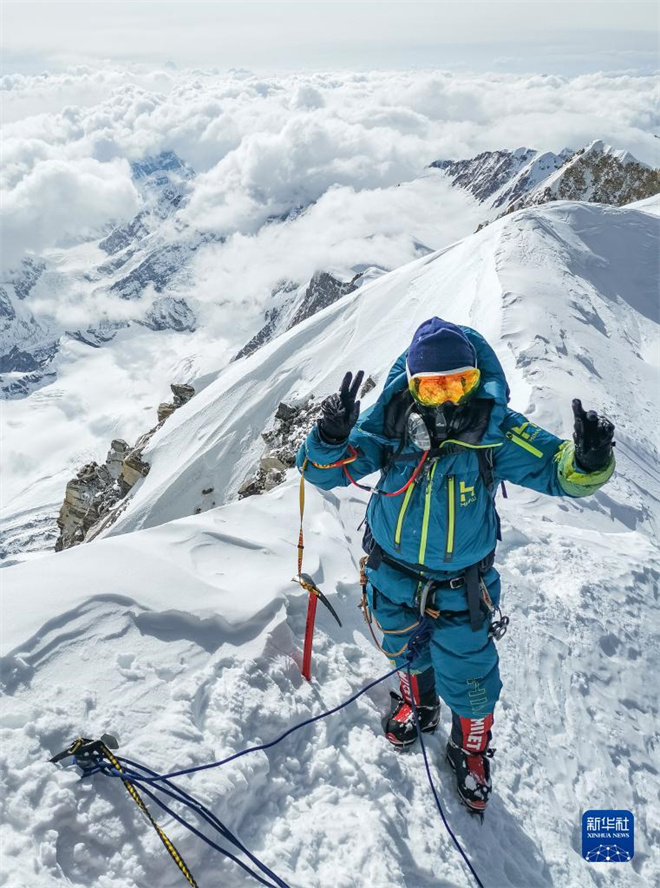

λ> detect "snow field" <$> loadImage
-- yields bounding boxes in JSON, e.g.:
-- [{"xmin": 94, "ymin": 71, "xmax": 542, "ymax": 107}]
[
  {"xmin": 2, "ymin": 473, "xmax": 658, "ymax": 887},
  {"xmin": 1, "ymin": 198, "xmax": 659, "ymax": 887}
]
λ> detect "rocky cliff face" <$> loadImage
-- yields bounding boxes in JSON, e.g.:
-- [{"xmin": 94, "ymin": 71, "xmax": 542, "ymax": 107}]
[
  {"xmin": 233, "ymin": 270, "xmax": 365, "ymax": 362},
  {"xmin": 510, "ymin": 141, "xmax": 660, "ymax": 211},
  {"xmin": 432, "ymin": 141, "xmax": 659, "ymax": 222},
  {"xmin": 55, "ymin": 382, "xmax": 195, "ymax": 550},
  {"xmin": 431, "ymin": 147, "xmax": 539, "ymax": 203},
  {"xmin": 238, "ymin": 375, "xmax": 376, "ymax": 499},
  {"xmin": 238, "ymin": 399, "xmax": 323, "ymax": 498}
]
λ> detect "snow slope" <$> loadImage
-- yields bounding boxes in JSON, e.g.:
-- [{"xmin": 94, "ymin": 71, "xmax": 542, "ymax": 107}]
[
  {"xmin": 104, "ymin": 200, "xmax": 659, "ymax": 541},
  {"xmin": 1, "ymin": 201, "xmax": 659, "ymax": 888},
  {"xmin": 628, "ymin": 193, "xmax": 660, "ymax": 216}
]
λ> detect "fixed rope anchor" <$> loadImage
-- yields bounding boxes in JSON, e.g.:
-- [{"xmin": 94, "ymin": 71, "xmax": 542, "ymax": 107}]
[{"xmin": 51, "ymin": 735, "xmax": 199, "ymax": 888}]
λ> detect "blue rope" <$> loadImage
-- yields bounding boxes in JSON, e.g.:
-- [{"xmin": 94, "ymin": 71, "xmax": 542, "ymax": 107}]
[
  {"xmin": 405, "ymin": 618, "xmax": 485, "ymax": 888},
  {"xmin": 96, "ymin": 621, "xmax": 484, "ymax": 888},
  {"xmin": 134, "ymin": 776, "xmax": 286, "ymax": 888},
  {"xmin": 110, "ymin": 756, "xmax": 289, "ymax": 888},
  {"xmin": 119, "ymin": 665, "xmax": 400, "ymax": 784},
  {"xmin": 95, "ymin": 666, "xmax": 398, "ymax": 888}
]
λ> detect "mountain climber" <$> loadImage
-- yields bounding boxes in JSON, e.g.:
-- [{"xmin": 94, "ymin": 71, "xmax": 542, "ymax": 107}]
[{"xmin": 296, "ymin": 318, "xmax": 615, "ymax": 815}]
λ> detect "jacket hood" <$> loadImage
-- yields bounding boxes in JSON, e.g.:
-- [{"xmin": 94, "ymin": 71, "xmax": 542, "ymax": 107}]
[{"xmin": 358, "ymin": 325, "xmax": 510, "ymax": 445}]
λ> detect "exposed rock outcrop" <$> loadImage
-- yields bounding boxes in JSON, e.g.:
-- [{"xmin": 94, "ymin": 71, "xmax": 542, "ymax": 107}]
[
  {"xmin": 233, "ymin": 281, "xmax": 299, "ymax": 361},
  {"xmin": 432, "ymin": 141, "xmax": 659, "ymax": 228},
  {"xmin": 239, "ymin": 399, "xmax": 323, "ymax": 498},
  {"xmin": 56, "ymin": 457, "xmax": 124, "ymax": 551},
  {"xmin": 233, "ymin": 271, "xmax": 363, "ymax": 363},
  {"xmin": 510, "ymin": 141, "xmax": 660, "ymax": 211},
  {"xmin": 431, "ymin": 148, "xmax": 540, "ymax": 204},
  {"xmin": 287, "ymin": 271, "xmax": 359, "ymax": 328},
  {"xmin": 55, "ymin": 382, "xmax": 195, "ymax": 551},
  {"xmin": 157, "ymin": 383, "xmax": 195, "ymax": 423},
  {"xmin": 238, "ymin": 375, "xmax": 377, "ymax": 499}
]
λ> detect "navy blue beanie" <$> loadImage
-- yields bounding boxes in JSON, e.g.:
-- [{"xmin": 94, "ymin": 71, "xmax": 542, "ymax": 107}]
[{"xmin": 407, "ymin": 318, "xmax": 477, "ymax": 375}]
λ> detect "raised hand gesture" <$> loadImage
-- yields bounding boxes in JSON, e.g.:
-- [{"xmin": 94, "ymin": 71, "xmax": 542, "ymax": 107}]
[
  {"xmin": 572, "ymin": 399, "xmax": 615, "ymax": 472},
  {"xmin": 317, "ymin": 371, "xmax": 365, "ymax": 445}
]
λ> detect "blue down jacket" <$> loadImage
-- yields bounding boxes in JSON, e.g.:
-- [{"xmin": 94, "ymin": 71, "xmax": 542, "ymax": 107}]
[{"xmin": 296, "ymin": 326, "xmax": 614, "ymax": 595}]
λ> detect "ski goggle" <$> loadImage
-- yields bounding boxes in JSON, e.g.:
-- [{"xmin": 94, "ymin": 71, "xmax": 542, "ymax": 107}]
[{"xmin": 407, "ymin": 367, "xmax": 481, "ymax": 406}]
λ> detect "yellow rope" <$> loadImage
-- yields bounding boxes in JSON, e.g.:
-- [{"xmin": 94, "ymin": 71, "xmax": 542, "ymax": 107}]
[{"xmin": 100, "ymin": 743, "xmax": 199, "ymax": 888}]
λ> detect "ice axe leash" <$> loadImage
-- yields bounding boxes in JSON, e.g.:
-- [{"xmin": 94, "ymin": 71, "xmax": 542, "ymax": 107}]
[
  {"xmin": 294, "ymin": 445, "xmax": 429, "ymax": 680},
  {"xmin": 294, "ymin": 453, "xmax": 352, "ymax": 680}
]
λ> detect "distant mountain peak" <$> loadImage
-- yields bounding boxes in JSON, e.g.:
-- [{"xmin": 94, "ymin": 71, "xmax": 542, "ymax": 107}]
[
  {"xmin": 508, "ymin": 142, "xmax": 659, "ymax": 213},
  {"xmin": 130, "ymin": 150, "xmax": 194, "ymax": 181},
  {"xmin": 581, "ymin": 139, "xmax": 645, "ymax": 167},
  {"xmin": 430, "ymin": 148, "xmax": 538, "ymax": 203},
  {"xmin": 432, "ymin": 142, "xmax": 659, "ymax": 222}
]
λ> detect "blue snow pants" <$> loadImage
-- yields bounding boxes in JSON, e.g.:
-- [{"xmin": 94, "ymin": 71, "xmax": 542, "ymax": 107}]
[{"xmin": 366, "ymin": 560, "xmax": 503, "ymax": 719}]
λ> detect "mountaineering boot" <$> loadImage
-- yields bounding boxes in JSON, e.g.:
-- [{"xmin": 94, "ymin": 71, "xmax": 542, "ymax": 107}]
[
  {"xmin": 382, "ymin": 668, "xmax": 440, "ymax": 750},
  {"xmin": 446, "ymin": 712, "xmax": 495, "ymax": 815}
]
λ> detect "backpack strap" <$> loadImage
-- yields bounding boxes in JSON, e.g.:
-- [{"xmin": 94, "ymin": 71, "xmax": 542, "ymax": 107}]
[
  {"xmin": 477, "ymin": 447, "xmax": 496, "ymax": 494},
  {"xmin": 477, "ymin": 447, "xmax": 505, "ymax": 541}
]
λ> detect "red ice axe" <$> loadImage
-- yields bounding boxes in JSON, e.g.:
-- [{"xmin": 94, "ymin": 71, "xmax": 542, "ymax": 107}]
[{"xmin": 294, "ymin": 456, "xmax": 346, "ymax": 680}]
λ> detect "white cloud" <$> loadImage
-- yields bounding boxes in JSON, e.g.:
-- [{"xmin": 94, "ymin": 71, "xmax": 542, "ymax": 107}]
[
  {"xmin": 1, "ymin": 65, "xmax": 657, "ymax": 304},
  {"xmin": 186, "ymin": 172, "xmax": 486, "ymax": 342},
  {"xmin": 1, "ymin": 156, "xmax": 140, "ymax": 270}
]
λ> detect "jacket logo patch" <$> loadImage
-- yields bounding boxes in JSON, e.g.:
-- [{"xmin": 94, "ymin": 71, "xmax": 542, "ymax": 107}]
[
  {"xmin": 511, "ymin": 421, "xmax": 541, "ymax": 443},
  {"xmin": 460, "ymin": 481, "xmax": 476, "ymax": 506}
]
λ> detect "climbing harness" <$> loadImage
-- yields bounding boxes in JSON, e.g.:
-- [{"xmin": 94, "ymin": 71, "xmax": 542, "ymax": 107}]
[
  {"xmin": 358, "ymin": 555, "xmax": 439, "ymax": 658},
  {"xmin": 362, "ymin": 538, "xmax": 506, "ymax": 637}
]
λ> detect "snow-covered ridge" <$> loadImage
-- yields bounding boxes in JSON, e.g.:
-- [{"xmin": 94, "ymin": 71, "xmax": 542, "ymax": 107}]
[
  {"xmin": 1, "ymin": 197, "xmax": 658, "ymax": 888},
  {"xmin": 101, "ymin": 199, "xmax": 659, "ymax": 543}
]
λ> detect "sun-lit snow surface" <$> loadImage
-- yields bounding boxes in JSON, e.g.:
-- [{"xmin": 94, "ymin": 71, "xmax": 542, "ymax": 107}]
[
  {"xmin": 1, "ymin": 201, "xmax": 659, "ymax": 888},
  {"xmin": 628, "ymin": 193, "xmax": 660, "ymax": 216}
]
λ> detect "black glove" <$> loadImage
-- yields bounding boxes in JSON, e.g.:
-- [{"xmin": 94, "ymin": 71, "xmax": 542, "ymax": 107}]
[
  {"xmin": 317, "ymin": 371, "xmax": 365, "ymax": 445},
  {"xmin": 572, "ymin": 399, "xmax": 615, "ymax": 472}
]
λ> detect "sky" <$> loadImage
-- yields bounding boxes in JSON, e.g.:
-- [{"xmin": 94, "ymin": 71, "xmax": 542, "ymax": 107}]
[{"xmin": 2, "ymin": 0, "xmax": 659, "ymax": 75}]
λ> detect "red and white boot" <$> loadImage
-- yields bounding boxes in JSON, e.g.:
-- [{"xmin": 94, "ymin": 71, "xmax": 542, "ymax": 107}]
[
  {"xmin": 382, "ymin": 668, "xmax": 440, "ymax": 750},
  {"xmin": 445, "ymin": 712, "xmax": 495, "ymax": 815}
]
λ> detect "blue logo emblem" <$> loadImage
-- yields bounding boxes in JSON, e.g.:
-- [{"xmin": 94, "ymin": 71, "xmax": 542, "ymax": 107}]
[{"xmin": 582, "ymin": 810, "xmax": 634, "ymax": 862}]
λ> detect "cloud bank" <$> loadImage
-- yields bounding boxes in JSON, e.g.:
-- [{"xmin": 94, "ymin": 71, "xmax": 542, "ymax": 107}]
[{"xmin": 1, "ymin": 66, "xmax": 657, "ymax": 299}]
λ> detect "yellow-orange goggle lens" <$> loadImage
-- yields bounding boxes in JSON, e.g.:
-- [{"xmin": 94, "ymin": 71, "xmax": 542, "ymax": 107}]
[{"xmin": 408, "ymin": 368, "xmax": 481, "ymax": 406}]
